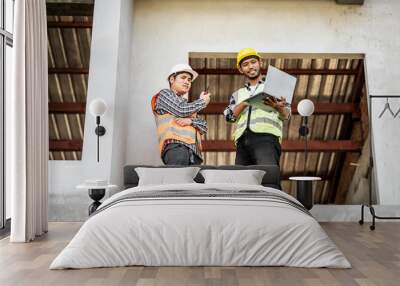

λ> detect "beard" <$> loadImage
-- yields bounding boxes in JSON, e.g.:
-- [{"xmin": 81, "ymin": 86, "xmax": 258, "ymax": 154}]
[{"xmin": 245, "ymin": 69, "xmax": 261, "ymax": 80}]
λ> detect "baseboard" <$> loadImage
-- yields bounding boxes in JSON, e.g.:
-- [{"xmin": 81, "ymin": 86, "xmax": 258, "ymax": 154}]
[{"xmin": 310, "ymin": 204, "xmax": 400, "ymax": 222}]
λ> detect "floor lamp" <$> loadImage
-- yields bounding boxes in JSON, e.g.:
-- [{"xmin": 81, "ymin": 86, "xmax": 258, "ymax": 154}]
[
  {"xmin": 291, "ymin": 99, "xmax": 317, "ymax": 210},
  {"xmin": 297, "ymin": 99, "xmax": 315, "ymax": 175}
]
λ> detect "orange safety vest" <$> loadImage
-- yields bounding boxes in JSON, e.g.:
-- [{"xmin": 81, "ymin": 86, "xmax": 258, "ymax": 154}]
[{"xmin": 151, "ymin": 93, "xmax": 202, "ymax": 155}]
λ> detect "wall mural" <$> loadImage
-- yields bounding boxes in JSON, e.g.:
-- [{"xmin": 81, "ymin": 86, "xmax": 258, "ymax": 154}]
[{"xmin": 189, "ymin": 53, "xmax": 371, "ymax": 205}]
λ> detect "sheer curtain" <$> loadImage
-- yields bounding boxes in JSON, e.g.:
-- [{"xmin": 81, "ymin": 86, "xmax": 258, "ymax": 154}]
[{"xmin": 9, "ymin": 0, "xmax": 48, "ymax": 242}]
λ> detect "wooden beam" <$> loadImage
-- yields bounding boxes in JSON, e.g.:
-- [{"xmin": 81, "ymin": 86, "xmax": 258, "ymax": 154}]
[
  {"xmin": 200, "ymin": 103, "xmax": 227, "ymax": 114},
  {"xmin": 200, "ymin": 102, "xmax": 360, "ymax": 118},
  {"xmin": 49, "ymin": 102, "xmax": 86, "ymax": 114},
  {"xmin": 202, "ymin": 140, "xmax": 362, "ymax": 152},
  {"xmin": 336, "ymin": 0, "xmax": 364, "ymax": 4},
  {"xmin": 360, "ymin": 90, "xmax": 369, "ymax": 142},
  {"xmin": 48, "ymin": 68, "xmax": 89, "ymax": 74},
  {"xmin": 50, "ymin": 140, "xmax": 83, "ymax": 151},
  {"xmin": 46, "ymin": 3, "xmax": 94, "ymax": 16},
  {"xmin": 202, "ymin": 140, "xmax": 233, "ymax": 152},
  {"xmin": 334, "ymin": 152, "xmax": 360, "ymax": 204},
  {"xmin": 51, "ymin": 100, "xmax": 361, "ymax": 117},
  {"xmin": 351, "ymin": 61, "xmax": 365, "ymax": 103},
  {"xmin": 292, "ymin": 102, "xmax": 359, "ymax": 116},
  {"xmin": 49, "ymin": 139, "xmax": 362, "ymax": 152},
  {"xmin": 47, "ymin": 21, "xmax": 92, "ymax": 28},
  {"xmin": 284, "ymin": 140, "xmax": 362, "ymax": 152},
  {"xmin": 196, "ymin": 68, "xmax": 358, "ymax": 76}
]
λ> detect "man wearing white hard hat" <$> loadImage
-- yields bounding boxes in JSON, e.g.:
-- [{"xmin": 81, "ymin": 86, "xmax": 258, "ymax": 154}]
[{"xmin": 151, "ymin": 64, "xmax": 211, "ymax": 165}]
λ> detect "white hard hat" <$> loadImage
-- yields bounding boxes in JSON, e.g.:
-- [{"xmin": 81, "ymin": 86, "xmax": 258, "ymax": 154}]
[{"xmin": 168, "ymin": 64, "xmax": 198, "ymax": 81}]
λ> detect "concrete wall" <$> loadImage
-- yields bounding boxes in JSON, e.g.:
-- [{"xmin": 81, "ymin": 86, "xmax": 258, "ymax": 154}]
[
  {"xmin": 49, "ymin": 0, "xmax": 400, "ymax": 221},
  {"xmin": 127, "ymin": 0, "xmax": 400, "ymax": 205},
  {"xmin": 48, "ymin": 0, "xmax": 134, "ymax": 221},
  {"xmin": 109, "ymin": 0, "xmax": 135, "ymax": 186}
]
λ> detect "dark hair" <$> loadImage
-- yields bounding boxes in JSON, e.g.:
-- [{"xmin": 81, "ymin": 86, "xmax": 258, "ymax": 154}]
[
  {"xmin": 239, "ymin": 55, "xmax": 261, "ymax": 68},
  {"xmin": 168, "ymin": 71, "xmax": 193, "ymax": 87}
]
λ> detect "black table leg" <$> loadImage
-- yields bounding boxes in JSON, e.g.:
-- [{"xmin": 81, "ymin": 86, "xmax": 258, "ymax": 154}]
[
  {"xmin": 296, "ymin": 180, "xmax": 313, "ymax": 210},
  {"xmin": 88, "ymin": 188, "xmax": 105, "ymax": 215}
]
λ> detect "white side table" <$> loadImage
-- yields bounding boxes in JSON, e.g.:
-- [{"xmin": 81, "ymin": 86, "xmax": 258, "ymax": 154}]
[
  {"xmin": 76, "ymin": 183, "xmax": 118, "ymax": 215},
  {"xmin": 289, "ymin": 176, "xmax": 321, "ymax": 210}
]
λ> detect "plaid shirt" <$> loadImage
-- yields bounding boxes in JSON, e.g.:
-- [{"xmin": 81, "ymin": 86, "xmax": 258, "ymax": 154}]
[{"xmin": 154, "ymin": 89, "xmax": 207, "ymax": 160}]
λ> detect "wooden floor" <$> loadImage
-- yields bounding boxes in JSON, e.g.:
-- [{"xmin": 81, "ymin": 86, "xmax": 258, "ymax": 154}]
[{"xmin": 1, "ymin": 222, "xmax": 399, "ymax": 286}]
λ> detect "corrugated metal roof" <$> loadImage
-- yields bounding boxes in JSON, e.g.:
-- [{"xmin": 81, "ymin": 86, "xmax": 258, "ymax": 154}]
[{"xmin": 48, "ymin": 15, "xmax": 92, "ymax": 160}]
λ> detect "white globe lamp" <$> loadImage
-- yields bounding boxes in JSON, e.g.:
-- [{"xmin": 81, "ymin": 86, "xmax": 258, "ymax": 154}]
[
  {"xmin": 89, "ymin": 98, "xmax": 107, "ymax": 117},
  {"xmin": 89, "ymin": 99, "xmax": 108, "ymax": 162},
  {"xmin": 298, "ymin": 99, "xmax": 315, "ymax": 117}
]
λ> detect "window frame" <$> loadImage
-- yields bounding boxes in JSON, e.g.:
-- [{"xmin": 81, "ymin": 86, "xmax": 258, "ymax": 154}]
[{"xmin": 0, "ymin": 0, "xmax": 13, "ymax": 231}]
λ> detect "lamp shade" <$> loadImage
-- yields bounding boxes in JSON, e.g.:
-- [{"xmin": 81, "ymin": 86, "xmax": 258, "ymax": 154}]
[
  {"xmin": 89, "ymin": 99, "xmax": 107, "ymax": 117},
  {"xmin": 297, "ymin": 99, "xmax": 315, "ymax": 117}
]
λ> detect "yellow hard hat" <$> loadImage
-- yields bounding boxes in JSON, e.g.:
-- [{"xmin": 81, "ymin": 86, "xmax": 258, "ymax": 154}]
[{"xmin": 236, "ymin": 48, "xmax": 261, "ymax": 69}]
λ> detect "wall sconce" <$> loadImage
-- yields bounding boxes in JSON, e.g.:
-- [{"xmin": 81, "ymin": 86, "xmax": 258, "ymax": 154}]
[
  {"xmin": 297, "ymin": 99, "xmax": 315, "ymax": 175},
  {"xmin": 89, "ymin": 99, "xmax": 107, "ymax": 162}
]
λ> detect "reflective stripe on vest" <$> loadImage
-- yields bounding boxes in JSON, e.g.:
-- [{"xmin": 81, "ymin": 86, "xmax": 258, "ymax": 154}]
[
  {"xmin": 153, "ymin": 112, "xmax": 201, "ymax": 154},
  {"xmin": 233, "ymin": 84, "xmax": 283, "ymax": 143}
]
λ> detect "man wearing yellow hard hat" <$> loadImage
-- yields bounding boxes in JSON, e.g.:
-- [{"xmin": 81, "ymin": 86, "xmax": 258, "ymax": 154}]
[
  {"xmin": 224, "ymin": 48, "xmax": 291, "ymax": 166},
  {"xmin": 152, "ymin": 64, "xmax": 211, "ymax": 165}
]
